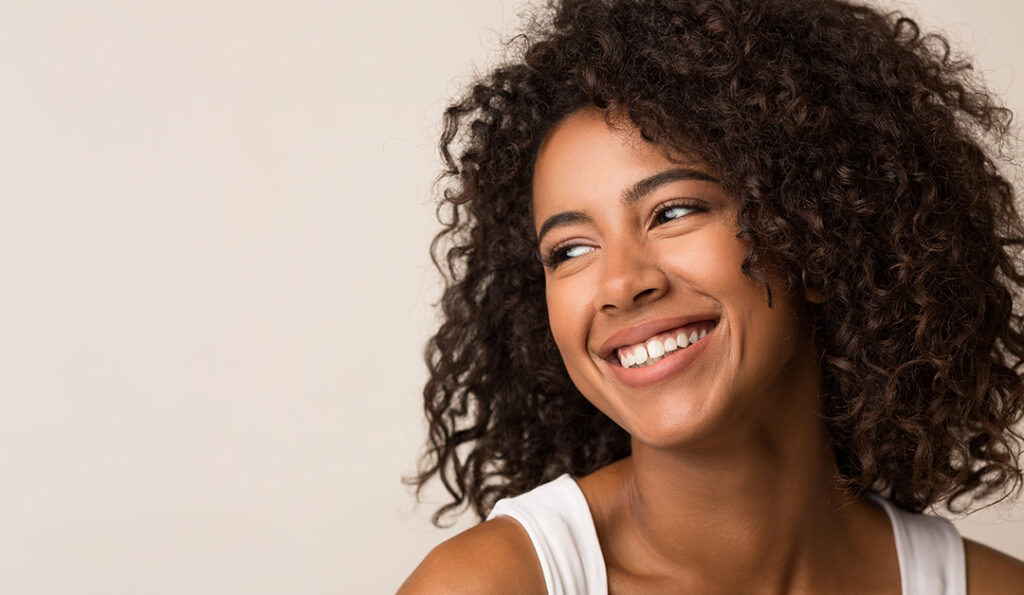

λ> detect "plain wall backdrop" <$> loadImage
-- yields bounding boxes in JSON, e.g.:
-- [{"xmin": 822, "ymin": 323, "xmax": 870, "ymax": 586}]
[{"xmin": 0, "ymin": 1, "xmax": 1021, "ymax": 593}]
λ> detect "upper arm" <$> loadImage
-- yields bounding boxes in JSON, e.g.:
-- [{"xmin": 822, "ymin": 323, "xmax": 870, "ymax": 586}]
[
  {"xmin": 964, "ymin": 537, "xmax": 1024, "ymax": 594},
  {"xmin": 397, "ymin": 517, "xmax": 546, "ymax": 595}
]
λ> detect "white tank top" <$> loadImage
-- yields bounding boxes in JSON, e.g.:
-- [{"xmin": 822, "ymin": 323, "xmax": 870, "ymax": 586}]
[{"xmin": 486, "ymin": 474, "xmax": 966, "ymax": 595}]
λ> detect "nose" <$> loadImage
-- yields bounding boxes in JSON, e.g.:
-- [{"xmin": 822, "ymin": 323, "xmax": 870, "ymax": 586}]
[{"xmin": 597, "ymin": 238, "xmax": 669, "ymax": 313}]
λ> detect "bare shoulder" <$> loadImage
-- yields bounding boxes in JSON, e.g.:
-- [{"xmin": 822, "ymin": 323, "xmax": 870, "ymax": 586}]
[
  {"xmin": 397, "ymin": 516, "xmax": 545, "ymax": 595},
  {"xmin": 964, "ymin": 537, "xmax": 1024, "ymax": 594}
]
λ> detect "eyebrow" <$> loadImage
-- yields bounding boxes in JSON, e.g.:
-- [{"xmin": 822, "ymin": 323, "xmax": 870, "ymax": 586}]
[
  {"xmin": 621, "ymin": 168, "xmax": 719, "ymax": 204},
  {"xmin": 535, "ymin": 167, "xmax": 721, "ymax": 244}
]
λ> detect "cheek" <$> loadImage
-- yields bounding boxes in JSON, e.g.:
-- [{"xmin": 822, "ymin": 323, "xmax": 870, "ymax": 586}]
[
  {"xmin": 546, "ymin": 280, "xmax": 613, "ymax": 416},
  {"xmin": 545, "ymin": 282, "xmax": 578, "ymax": 354},
  {"xmin": 659, "ymin": 226, "xmax": 750, "ymax": 291},
  {"xmin": 545, "ymin": 278, "xmax": 596, "ymax": 371}
]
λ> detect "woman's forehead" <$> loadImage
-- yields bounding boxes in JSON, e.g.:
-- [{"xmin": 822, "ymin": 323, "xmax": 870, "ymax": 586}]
[{"xmin": 531, "ymin": 110, "xmax": 721, "ymax": 220}]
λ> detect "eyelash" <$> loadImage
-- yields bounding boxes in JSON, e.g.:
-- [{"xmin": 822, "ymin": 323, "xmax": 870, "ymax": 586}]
[{"xmin": 538, "ymin": 199, "xmax": 706, "ymax": 269}]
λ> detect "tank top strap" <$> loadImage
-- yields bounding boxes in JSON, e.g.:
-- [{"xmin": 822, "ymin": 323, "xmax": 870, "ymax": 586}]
[
  {"xmin": 868, "ymin": 493, "xmax": 966, "ymax": 595},
  {"xmin": 486, "ymin": 474, "xmax": 608, "ymax": 595}
]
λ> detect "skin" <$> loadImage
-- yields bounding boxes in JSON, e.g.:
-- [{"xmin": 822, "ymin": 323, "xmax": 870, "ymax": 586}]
[{"xmin": 399, "ymin": 108, "xmax": 1024, "ymax": 594}]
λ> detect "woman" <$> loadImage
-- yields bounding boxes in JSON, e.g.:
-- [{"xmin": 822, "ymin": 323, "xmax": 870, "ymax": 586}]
[{"xmin": 402, "ymin": 0, "xmax": 1024, "ymax": 592}]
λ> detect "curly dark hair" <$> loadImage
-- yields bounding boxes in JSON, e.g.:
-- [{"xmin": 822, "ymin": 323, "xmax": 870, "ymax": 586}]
[{"xmin": 408, "ymin": 0, "xmax": 1024, "ymax": 525}]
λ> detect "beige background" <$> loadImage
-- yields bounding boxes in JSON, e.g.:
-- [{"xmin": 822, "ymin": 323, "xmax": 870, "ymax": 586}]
[{"xmin": 0, "ymin": 1, "xmax": 1021, "ymax": 593}]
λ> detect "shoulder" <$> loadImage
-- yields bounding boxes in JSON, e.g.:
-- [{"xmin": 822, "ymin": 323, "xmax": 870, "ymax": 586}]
[
  {"xmin": 963, "ymin": 537, "xmax": 1024, "ymax": 595},
  {"xmin": 397, "ymin": 516, "xmax": 546, "ymax": 595}
]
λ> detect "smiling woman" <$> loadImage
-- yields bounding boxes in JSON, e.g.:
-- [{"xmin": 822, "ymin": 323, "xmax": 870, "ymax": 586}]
[
  {"xmin": 532, "ymin": 109, "xmax": 821, "ymax": 453},
  {"xmin": 400, "ymin": 0, "xmax": 1024, "ymax": 593}
]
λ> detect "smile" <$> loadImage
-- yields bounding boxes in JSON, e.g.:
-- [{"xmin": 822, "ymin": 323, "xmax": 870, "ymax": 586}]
[
  {"xmin": 605, "ymin": 320, "xmax": 719, "ymax": 388},
  {"xmin": 615, "ymin": 321, "xmax": 717, "ymax": 369}
]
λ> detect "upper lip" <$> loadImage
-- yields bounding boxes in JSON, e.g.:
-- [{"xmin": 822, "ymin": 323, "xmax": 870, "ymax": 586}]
[{"xmin": 596, "ymin": 314, "xmax": 720, "ymax": 360}]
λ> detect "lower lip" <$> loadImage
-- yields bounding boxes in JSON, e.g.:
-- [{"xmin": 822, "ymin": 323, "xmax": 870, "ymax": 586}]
[{"xmin": 607, "ymin": 324, "xmax": 718, "ymax": 389}]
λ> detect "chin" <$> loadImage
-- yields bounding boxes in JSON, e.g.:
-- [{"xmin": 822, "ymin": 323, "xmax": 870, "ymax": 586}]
[
  {"xmin": 571, "ymin": 368, "xmax": 726, "ymax": 451},
  {"xmin": 619, "ymin": 398, "xmax": 723, "ymax": 451}
]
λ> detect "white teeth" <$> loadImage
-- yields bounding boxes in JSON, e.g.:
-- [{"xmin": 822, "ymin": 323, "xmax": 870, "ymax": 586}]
[
  {"xmin": 632, "ymin": 345, "xmax": 648, "ymax": 365},
  {"xmin": 615, "ymin": 323, "xmax": 716, "ymax": 369}
]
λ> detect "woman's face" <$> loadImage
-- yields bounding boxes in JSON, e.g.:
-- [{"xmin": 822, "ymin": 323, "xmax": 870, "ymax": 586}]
[{"xmin": 532, "ymin": 108, "xmax": 821, "ymax": 449}]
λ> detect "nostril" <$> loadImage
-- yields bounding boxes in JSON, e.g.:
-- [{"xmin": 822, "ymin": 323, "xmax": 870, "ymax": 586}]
[{"xmin": 634, "ymin": 288, "xmax": 657, "ymax": 301}]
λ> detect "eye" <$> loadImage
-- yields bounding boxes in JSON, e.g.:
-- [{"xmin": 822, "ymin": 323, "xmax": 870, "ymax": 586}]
[
  {"xmin": 540, "ymin": 242, "xmax": 595, "ymax": 269},
  {"xmin": 652, "ymin": 199, "xmax": 704, "ymax": 226}
]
